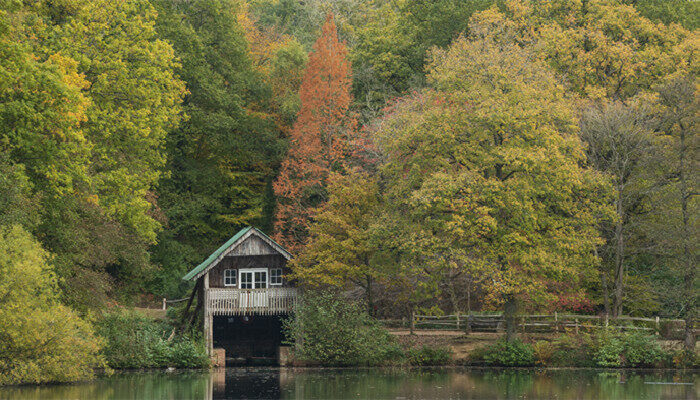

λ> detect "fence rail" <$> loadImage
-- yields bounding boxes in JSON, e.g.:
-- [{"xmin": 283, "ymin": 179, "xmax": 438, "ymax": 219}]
[{"xmin": 382, "ymin": 312, "xmax": 689, "ymax": 337}]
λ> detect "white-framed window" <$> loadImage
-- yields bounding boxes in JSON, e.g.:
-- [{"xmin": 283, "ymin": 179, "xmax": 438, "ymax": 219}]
[
  {"xmin": 270, "ymin": 268, "xmax": 283, "ymax": 285},
  {"xmin": 224, "ymin": 269, "xmax": 237, "ymax": 287}
]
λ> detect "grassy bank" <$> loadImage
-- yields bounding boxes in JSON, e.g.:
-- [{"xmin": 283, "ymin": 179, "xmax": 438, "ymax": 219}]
[
  {"xmin": 392, "ymin": 330, "xmax": 698, "ymax": 369},
  {"xmin": 283, "ymin": 292, "xmax": 695, "ymax": 369}
]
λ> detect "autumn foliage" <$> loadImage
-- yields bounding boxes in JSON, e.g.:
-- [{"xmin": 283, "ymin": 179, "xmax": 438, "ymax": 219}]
[{"xmin": 273, "ymin": 14, "xmax": 357, "ymax": 252}]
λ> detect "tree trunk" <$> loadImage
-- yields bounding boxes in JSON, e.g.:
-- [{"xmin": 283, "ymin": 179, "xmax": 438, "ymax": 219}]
[
  {"xmin": 504, "ymin": 295, "xmax": 518, "ymax": 342},
  {"xmin": 601, "ymin": 270, "xmax": 611, "ymax": 317},
  {"xmin": 366, "ymin": 274, "xmax": 373, "ymax": 317},
  {"xmin": 612, "ymin": 184, "xmax": 625, "ymax": 317},
  {"xmin": 467, "ymin": 280, "xmax": 472, "ymax": 314},
  {"xmin": 678, "ymin": 127, "xmax": 696, "ymax": 353}
]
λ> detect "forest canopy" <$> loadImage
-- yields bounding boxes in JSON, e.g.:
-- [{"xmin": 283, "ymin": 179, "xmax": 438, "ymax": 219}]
[{"xmin": 0, "ymin": 0, "xmax": 697, "ymax": 381}]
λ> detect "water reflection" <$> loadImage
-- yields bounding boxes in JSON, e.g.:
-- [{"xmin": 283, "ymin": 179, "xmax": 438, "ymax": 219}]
[{"xmin": 0, "ymin": 368, "xmax": 696, "ymax": 399}]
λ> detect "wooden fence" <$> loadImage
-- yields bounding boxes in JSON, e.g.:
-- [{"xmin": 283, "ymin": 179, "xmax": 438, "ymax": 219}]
[{"xmin": 381, "ymin": 313, "xmax": 688, "ymax": 338}]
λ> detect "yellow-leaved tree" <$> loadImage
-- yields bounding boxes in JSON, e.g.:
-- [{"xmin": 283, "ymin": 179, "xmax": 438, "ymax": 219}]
[
  {"xmin": 376, "ymin": 19, "xmax": 612, "ymax": 340},
  {"xmin": 0, "ymin": 226, "xmax": 105, "ymax": 385},
  {"xmin": 471, "ymin": 0, "xmax": 697, "ymax": 101},
  {"xmin": 293, "ymin": 170, "xmax": 386, "ymax": 315}
]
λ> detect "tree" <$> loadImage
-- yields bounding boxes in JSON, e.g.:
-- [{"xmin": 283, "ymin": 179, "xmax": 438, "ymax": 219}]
[
  {"xmin": 238, "ymin": 2, "xmax": 309, "ymax": 127},
  {"xmin": 0, "ymin": 33, "xmax": 90, "ymax": 203},
  {"xmin": 0, "ymin": 225, "xmax": 105, "ymax": 385},
  {"xmin": 6, "ymin": 0, "xmax": 186, "ymax": 305},
  {"xmin": 648, "ymin": 76, "xmax": 698, "ymax": 352},
  {"xmin": 580, "ymin": 101, "xmax": 654, "ymax": 316},
  {"xmin": 151, "ymin": 0, "xmax": 284, "ymax": 298},
  {"xmin": 376, "ymin": 23, "xmax": 610, "ymax": 340},
  {"xmin": 624, "ymin": 0, "xmax": 699, "ymax": 30},
  {"xmin": 273, "ymin": 14, "xmax": 357, "ymax": 252},
  {"xmin": 293, "ymin": 170, "xmax": 384, "ymax": 314},
  {"xmin": 28, "ymin": 0, "xmax": 186, "ymax": 243},
  {"xmin": 351, "ymin": 0, "xmax": 494, "ymax": 113},
  {"xmin": 470, "ymin": 0, "xmax": 695, "ymax": 100},
  {"xmin": 0, "ymin": 155, "xmax": 38, "ymax": 229},
  {"xmin": 467, "ymin": 0, "xmax": 696, "ymax": 319}
]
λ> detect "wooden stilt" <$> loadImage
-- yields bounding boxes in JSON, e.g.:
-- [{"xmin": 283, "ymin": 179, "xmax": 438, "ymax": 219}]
[{"xmin": 203, "ymin": 272, "xmax": 213, "ymax": 355}]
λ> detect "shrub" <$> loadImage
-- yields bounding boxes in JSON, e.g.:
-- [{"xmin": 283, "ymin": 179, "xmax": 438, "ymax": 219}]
[
  {"xmin": 406, "ymin": 346, "xmax": 452, "ymax": 366},
  {"xmin": 543, "ymin": 331, "xmax": 671, "ymax": 368},
  {"xmin": 670, "ymin": 349, "xmax": 699, "ymax": 368},
  {"xmin": 620, "ymin": 332, "xmax": 664, "ymax": 367},
  {"xmin": 482, "ymin": 339, "xmax": 535, "ymax": 367},
  {"xmin": 283, "ymin": 291, "xmax": 402, "ymax": 366},
  {"xmin": 95, "ymin": 309, "xmax": 208, "ymax": 369},
  {"xmin": 532, "ymin": 341, "xmax": 555, "ymax": 366},
  {"xmin": 593, "ymin": 331, "xmax": 624, "ymax": 367},
  {"xmin": 0, "ymin": 226, "xmax": 106, "ymax": 385},
  {"xmin": 549, "ymin": 333, "xmax": 596, "ymax": 367}
]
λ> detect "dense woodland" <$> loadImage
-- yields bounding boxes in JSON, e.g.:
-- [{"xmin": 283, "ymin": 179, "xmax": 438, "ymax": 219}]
[{"xmin": 0, "ymin": 0, "xmax": 697, "ymax": 384}]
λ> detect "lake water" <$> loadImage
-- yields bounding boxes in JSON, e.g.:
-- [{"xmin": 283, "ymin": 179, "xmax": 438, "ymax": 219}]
[{"xmin": 0, "ymin": 368, "xmax": 697, "ymax": 399}]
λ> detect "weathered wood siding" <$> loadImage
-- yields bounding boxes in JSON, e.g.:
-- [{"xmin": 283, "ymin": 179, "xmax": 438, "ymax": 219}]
[
  {"xmin": 208, "ymin": 254, "xmax": 291, "ymax": 288},
  {"xmin": 227, "ymin": 235, "xmax": 278, "ymax": 256}
]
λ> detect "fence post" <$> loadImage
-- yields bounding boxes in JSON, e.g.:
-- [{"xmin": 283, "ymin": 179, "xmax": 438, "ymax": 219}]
[
  {"xmin": 554, "ymin": 311, "xmax": 558, "ymax": 333},
  {"xmin": 456, "ymin": 311, "xmax": 461, "ymax": 330},
  {"xmin": 521, "ymin": 316, "xmax": 525, "ymax": 334},
  {"xmin": 162, "ymin": 298, "xmax": 166, "ymax": 311},
  {"xmin": 575, "ymin": 318, "xmax": 579, "ymax": 334},
  {"xmin": 465, "ymin": 314, "xmax": 472, "ymax": 335},
  {"xmin": 655, "ymin": 316, "xmax": 660, "ymax": 335}
]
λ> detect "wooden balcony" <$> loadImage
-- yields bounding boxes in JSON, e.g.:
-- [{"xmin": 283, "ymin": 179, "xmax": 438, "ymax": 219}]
[{"xmin": 207, "ymin": 288, "xmax": 298, "ymax": 316}]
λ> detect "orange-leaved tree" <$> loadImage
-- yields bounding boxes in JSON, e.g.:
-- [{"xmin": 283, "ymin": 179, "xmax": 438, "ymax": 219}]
[{"xmin": 273, "ymin": 14, "xmax": 357, "ymax": 253}]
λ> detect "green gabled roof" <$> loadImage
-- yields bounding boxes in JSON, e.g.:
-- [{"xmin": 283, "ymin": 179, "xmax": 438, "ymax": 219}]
[{"xmin": 182, "ymin": 226, "xmax": 291, "ymax": 281}]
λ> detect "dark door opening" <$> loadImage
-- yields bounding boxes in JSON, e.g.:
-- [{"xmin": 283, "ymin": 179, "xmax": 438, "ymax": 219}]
[{"xmin": 213, "ymin": 315, "xmax": 285, "ymax": 365}]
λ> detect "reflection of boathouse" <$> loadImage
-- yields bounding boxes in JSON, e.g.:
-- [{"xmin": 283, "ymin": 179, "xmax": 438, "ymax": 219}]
[{"xmin": 182, "ymin": 227, "xmax": 297, "ymax": 364}]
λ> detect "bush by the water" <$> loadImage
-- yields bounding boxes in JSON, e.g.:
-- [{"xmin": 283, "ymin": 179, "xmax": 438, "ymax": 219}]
[
  {"xmin": 538, "ymin": 331, "xmax": 673, "ymax": 368},
  {"xmin": 95, "ymin": 309, "xmax": 208, "ymax": 369},
  {"xmin": 477, "ymin": 339, "xmax": 536, "ymax": 367},
  {"xmin": 406, "ymin": 346, "xmax": 452, "ymax": 366},
  {"xmin": 0, "ymin": 226, "xmax": 106, "ymax": 385},
  {"xmin": 283, "ymin": 292, "xmax": 403, "ymax": 366}
]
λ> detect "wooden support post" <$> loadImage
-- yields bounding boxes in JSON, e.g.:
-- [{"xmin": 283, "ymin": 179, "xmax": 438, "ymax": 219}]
[
  {"xmin": 456, "ymin": 311, "xmax": 461, "ymax": 330},
  {"xmin": 180, "ymin": 279, "xmax": 200, "ymax": 331},
  {"xmin": 465, "ymin": 314, "xmax": 472, "ymax": 335},
  {"xmin": 575, "ymin": 318, "xmax": 579, "ymax": 334},
  {"xmin": 521, "ymin": 316, "xmax": 525, "ymax": 334},
  {"xmin": 203, "ymin": 272, "xmax": 212, "ymax": 356},
  {"xmin": 162, "ymin": 298, "xmax": 167, "ymax": 311},
  {"xmin": 554, "ymin": 311, "xmax": 558, "ymax": 333}
]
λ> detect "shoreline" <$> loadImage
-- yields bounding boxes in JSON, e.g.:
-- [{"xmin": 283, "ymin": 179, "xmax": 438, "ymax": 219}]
[{"xmin": 99, "ymin": 365, "xmax": 700, "ymax": 374}]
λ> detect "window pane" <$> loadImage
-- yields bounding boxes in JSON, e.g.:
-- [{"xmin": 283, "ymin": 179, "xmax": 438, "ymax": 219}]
[
  {"xmin": 240, "ymin": 272, "xmax": 252, "ymax": 289},
  {"xmin": 224, "ymin": 269, "xmax": 236, "ymax": 286},
  {"xmin": 270, "ymin": 268, "xmax": 282, "ymax": 285},
  {"xmin": 255, "ymin": 271, "xmax": 267, "ymax": 289}
]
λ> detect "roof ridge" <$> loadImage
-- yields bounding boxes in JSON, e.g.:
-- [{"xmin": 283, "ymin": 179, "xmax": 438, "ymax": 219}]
[{"xmin": 182, "ymin": 226, "xmax": 290, "ymax": 281}]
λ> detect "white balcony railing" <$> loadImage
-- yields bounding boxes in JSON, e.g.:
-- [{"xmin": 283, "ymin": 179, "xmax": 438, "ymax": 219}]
[{"xmin": 207, "ymin": 288, "xmax": 298, "ymax": 316}]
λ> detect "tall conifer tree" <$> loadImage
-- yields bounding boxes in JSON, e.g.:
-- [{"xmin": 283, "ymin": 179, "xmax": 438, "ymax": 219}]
[{"xmin": 273, "ymin": 14, "xmax": 357, "ymax": 252}]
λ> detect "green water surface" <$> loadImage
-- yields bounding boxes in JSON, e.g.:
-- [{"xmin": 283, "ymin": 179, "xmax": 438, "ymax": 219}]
[{"xmin": 0, "ymin": 368, "xmax": 696, "ymax": 399}]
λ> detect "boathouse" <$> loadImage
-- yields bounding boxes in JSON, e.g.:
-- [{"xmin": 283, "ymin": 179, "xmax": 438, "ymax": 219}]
[{"xmin": 182, "ymin": 227, "xmax": 297, "ymax": 364}]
